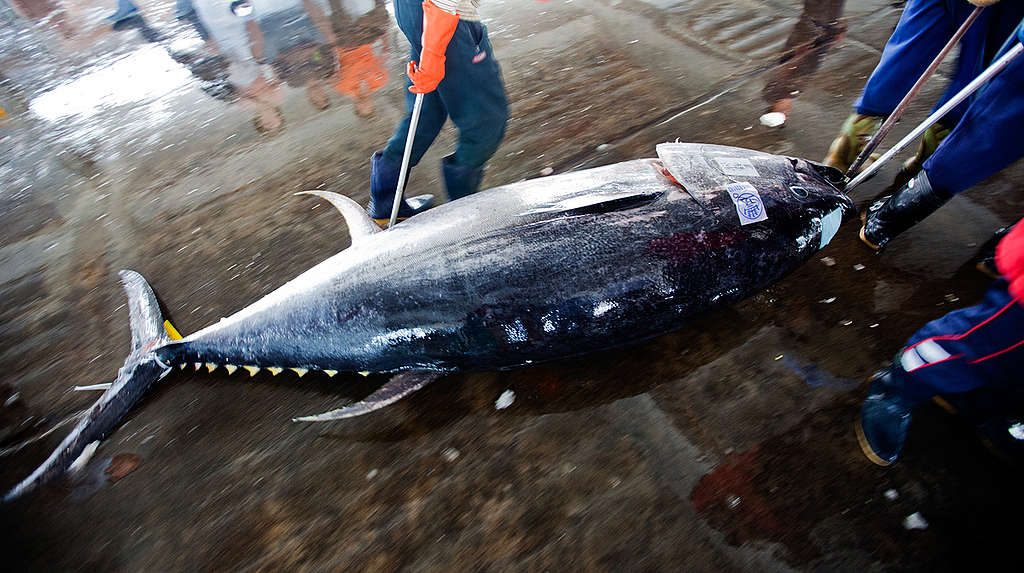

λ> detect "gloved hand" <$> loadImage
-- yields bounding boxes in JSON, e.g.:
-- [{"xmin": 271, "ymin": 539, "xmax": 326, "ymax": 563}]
[
  {"xmin": 407, "ymin": 1, "xmax": 460, "ymax": 93},
  {"xmin": 996, "ymin": 218, "xmax": 1024, "ymax": 301}
]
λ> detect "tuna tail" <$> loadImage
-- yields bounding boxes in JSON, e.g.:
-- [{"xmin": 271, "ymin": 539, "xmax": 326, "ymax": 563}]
[{"xmin": 3, "ymin": 270, "xmax": 173, "ymax": 502}]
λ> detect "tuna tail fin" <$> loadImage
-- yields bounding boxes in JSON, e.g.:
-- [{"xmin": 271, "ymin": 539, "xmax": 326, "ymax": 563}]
[{"xmin": 3, "ymin": 270, "xmax": 173, "ymax": 502}]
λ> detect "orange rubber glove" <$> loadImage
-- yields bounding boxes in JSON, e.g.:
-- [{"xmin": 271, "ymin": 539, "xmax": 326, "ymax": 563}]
[{"xmin": 407, "ymin": 1, "xmax": 460, "ymax": 93}]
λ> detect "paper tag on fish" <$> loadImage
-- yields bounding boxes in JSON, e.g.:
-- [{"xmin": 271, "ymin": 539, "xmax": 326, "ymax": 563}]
[
  {"xmin": 715, "ymin": 157, "xmax": 759, "ymax": 177},
  {"xmin": 726, "ymin": 182, "xmax": 768, "ymax": 225},
  {"xmin": 819, "ymin": 207, "xmax": 843, "ymax": 249}
]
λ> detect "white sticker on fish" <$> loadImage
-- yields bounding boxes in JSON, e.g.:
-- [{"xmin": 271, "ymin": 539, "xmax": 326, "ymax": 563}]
[
  {"xmin": 715, "ymin": 157, "xmax": 759, "ymax": 177},
  {"xmin": 726, "ymin": 182, "xmax": 768, "ymax": 225},
  {"xmin": 819, "ymin": 207, "xmax": 843, "ymax": 249}
]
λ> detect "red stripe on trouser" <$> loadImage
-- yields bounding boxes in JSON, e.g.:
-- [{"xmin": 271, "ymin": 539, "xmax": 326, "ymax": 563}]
[
  {"xmin": 905, "ymin": 296, "xmax": 1020, "ymax": 351},
  {"xmin": 968, "ymin": 338, "xmax": 1024, "ymax": 364}
]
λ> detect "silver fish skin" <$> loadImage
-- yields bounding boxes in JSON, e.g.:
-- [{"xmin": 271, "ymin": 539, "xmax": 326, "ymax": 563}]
[{"xmin": 4, "ymin": 143, "xmax": 854, "ymax": 501}]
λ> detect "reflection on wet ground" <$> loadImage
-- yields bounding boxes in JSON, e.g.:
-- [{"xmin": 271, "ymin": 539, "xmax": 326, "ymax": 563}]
[{"xmin": 1, "ymin": 0, "xmax": 1022, "ymax": 570}]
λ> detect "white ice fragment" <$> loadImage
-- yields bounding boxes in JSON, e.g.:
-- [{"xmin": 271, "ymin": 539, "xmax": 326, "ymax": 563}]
[
  {"xmin": 69, "ymin": 440, "xmax": 100, "ymax": 474},
  {"xmin": 853, "ymin": 264, "xmax": 866, "ymax": 271},
  {"xmin": 727, "ymin": 495, "xmax": 741, "ymax": 509},
  {"xmin": 366, "ymin": 469, "xmax": 379, "ymax": 480},
  {"xmin": 1008, "ymin": 423, "xmax": 1024, "ymax": 441},
  {"xmin": 592, "ymin": 300, "xmax": 616, "ymax": 317},
  {"xmin": 904, "ymin": 512, "xmax": 929, "ymax": 530},
  {"xmin": 820, "ymin": 256, "xmax": 836, "ymax": 267},
  {"xmin": 840, "ymin": 319, "xmax": 853, "ymax": 326},
  {"xmin": 945, "ymin": 294, "xmax": 960, "ymax": 303},
  {"xmin": 820, "ymin": 297, "xmax": 837, "ymax": 304},
  {"xmin": 869, "ymin": 323, "xmax": 880, "ymax": 328},
  {"xmin": 442, "ymin": 447, "xmax": 460, "ymax": 462},
  {"xmin": 759, "ymin": 112, "xmax": 786, "ymax": 128},
  {"xmin": 540, "ymin": 167, "xmax": 554, "ymax": 176},
  {"xmin": 495, "ymin": 389, "xmax": 516, "ymax": 410},
  {"xmin": 4, "ymin": 392, "xmax": 19, "ymax": 407},
  {"xmin": 884, "ymin": 489, "xmax": 899, "ymax": 501},
  {"xmin": 596, "ymin": 143, "xmax": 611, "ymax": 151}
]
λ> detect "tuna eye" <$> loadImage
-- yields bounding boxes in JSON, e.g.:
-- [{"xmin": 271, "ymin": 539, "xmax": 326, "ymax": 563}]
[{"xmin": 790, "ymin": 186, "xmax": 808, "ymax": 198}]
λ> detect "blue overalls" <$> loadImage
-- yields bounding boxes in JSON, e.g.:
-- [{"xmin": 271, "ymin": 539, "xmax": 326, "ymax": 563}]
[
  {"xmin": 897, "ymin": 280, "xmax": 1023, "ymax": 407},
  {"xmin": 924, "ymin": 20, "xmax": 1024, "ymax": 195},
  {"xmin": 856, "ymin": 0, "xmax": 1024, "ymax": 195}
]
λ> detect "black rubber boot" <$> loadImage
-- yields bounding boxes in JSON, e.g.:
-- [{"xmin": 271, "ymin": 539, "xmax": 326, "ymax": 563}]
[
  {"xmin": 441, "ymin": 155, "xmax": 485, "ymax": 202},
  {"xmin": 860, "ymin": 171, "xmax": 951, "ymax": 251},
  {"xmin": 366, "ymin": 151, "xmax": 434, "ymax": 226},
  {"xmin": 975, "ymin": 225, "xmax": 1013, "ymax": 278},
  {"xmin": 856, "ymin": 366, "xmax": 913, "ymax": 466}
]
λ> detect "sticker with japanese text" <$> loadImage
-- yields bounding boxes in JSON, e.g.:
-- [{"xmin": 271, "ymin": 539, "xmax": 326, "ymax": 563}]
[{"xmin": 726, "ymin": 182, "xmax": 768, "ymax": 225}]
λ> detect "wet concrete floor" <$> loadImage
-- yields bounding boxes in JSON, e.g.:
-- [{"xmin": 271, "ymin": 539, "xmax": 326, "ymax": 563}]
[{"xmin": 1, "ymin": 0, "xmax": 1023, "ymax": 570}]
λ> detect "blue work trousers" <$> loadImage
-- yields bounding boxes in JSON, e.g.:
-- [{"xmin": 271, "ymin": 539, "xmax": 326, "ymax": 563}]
[
  {"xmin": 923, "ymin": 36, "xmax": 1024, "ymax": 195},
  {"xmin": 898, "ymin": 281, "xmax": 1024, "ymax": 406},
  {"xmin": 382, "ymin": 0, "xmax": 509, "ymax": 171},
  {"xmin": 856, "ymin": 0, "xmax": 1023, "ymax": 123}
]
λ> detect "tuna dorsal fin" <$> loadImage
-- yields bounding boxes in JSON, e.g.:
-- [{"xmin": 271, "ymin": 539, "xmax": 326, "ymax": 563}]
[
  {"xmin": 291, "ymin": 370, "xmax": 443, "ymax": 422},
  {"xmin": 296, "ymin": 191, "xmax": 381, "ymax": 246}
]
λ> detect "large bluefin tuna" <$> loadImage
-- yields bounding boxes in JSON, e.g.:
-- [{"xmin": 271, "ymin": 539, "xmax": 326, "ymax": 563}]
[{"xmin": 4, "ymin": 143, "xmax": 854, "ymax": 501}]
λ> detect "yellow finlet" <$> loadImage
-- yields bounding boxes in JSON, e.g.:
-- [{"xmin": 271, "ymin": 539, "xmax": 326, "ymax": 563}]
[
  {"xmin": 163, "ymin": 320, "xmax": 183, "ymax": 340},
  {"xmin": 193, "ymin": 363, "xmax": 202, "ymax": 371},
  {"xmin": 267, "ymin": 367, "xmax": 283, "ymax": 376},
  {"xmin": 243, "ymin": 365, "xmax": 260, "ymax": 376},
  {"xmin": 179, "ymin": 363, "xmax": 187, "ymax": 370},
  {"xmin": 323, "ymin": 369, "xmax": 338, "ymax": 377},
  {"xmin": 205, "ymin": 363, "xmax": 217, "ymax": 373},
  {"xmin": 291, "ymin": 368, "xmax": 308, "ymax": 377},
  {"xmin": 358, "ymin": 371, "xmax": 370, "ymax": 377},
  {"xmin": 224, "ymin": 365, "xmax": 238, "ymax": 375}
]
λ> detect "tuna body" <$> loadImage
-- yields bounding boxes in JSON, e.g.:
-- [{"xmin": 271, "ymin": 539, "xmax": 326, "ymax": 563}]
[{"xmin": 164, "ymin": 144, "xmax": 854, "ymax": 375}]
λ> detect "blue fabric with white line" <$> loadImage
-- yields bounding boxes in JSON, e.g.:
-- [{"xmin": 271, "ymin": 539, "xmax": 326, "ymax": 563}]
[{"xmin": 897, "ymin": 280, "xmax": 1024, "ymax": 406}]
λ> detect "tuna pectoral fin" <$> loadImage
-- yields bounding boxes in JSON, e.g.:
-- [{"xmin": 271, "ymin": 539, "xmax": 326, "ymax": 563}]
[
  {"xmin": 296, "ymin": 190, "xmax": 381, "ymax": 247},
  {"xmin": 3, "ymin": 271, "xmax": 172, "ymax": 502},
  {"xmin": 292, "ymin": 371, "xmax": 443, "ymax": 422}
]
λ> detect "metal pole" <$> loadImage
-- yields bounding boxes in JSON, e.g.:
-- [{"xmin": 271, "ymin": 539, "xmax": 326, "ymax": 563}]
[
  {"xmin": 845, "ymin": 6, "xmax": 983, "ymax": 179},
  {"xmin": 846, "ymin": 41, "xmax": 1023, "ymax": 192},
  {"xmin": 389, "ymin": 92, "xmax": 425, "ymax": 229}
]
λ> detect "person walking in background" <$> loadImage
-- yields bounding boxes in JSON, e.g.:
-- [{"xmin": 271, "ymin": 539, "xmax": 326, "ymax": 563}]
[
  {"xmin": 107, "ymin": 0, "xmax": 139, "ymax": 23},
  {"xmin": 328, "ymin": 0, "xmax": 389, "ymax": 118}
]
